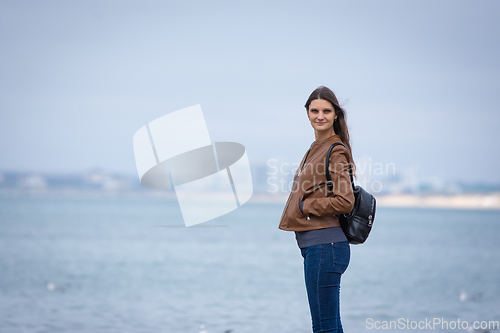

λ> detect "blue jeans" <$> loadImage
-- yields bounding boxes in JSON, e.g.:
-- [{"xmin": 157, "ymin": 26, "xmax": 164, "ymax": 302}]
[{"xmin": 301, "ymin": 241, "xmax": 350, "ymax": 333}]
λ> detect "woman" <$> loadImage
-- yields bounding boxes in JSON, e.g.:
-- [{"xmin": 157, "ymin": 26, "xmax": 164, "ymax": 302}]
[{"xmin": 279, "ymin": 86, "xmax": 355, "ymax": 333}]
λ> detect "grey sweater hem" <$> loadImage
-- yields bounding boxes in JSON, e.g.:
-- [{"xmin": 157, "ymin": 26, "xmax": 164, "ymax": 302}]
[{"xmin": 295, "ymin": 226, "xmax": 347, "ymax": 249}]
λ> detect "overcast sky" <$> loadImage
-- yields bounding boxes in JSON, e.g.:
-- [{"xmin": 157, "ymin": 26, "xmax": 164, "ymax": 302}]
[{"xmin": 1, "ymin": 0, "xmax": 499, "ymax": 184}]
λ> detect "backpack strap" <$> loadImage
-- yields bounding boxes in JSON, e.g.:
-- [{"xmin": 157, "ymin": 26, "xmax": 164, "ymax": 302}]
[{"xmin": 326, "ymin": 142, "xmax": 355, "ymax": 192}]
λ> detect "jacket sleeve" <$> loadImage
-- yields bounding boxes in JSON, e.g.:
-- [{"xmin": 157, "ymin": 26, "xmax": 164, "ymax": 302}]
[{"xmin": 301, "ymin": 145, "xmax": 355, "ymax": 216}]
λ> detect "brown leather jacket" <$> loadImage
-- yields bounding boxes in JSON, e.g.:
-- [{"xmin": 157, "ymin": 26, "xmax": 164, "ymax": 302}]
[{"xmin": 278, "ymin": 134, "xmax": 355, "ymax": 231}]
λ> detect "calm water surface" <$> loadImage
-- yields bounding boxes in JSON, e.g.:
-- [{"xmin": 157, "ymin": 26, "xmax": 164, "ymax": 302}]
[{"xmin": 0, "ymin": 194, "xmax": 499, "ymax": 333}]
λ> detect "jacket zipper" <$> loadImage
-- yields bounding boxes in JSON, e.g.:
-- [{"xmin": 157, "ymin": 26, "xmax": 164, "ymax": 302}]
[{"xmin": 297, "ymin": 149, "xmax": 312, "ymax": 177}]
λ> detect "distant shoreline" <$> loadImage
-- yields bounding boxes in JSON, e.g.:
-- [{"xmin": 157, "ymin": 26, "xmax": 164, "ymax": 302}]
[
  {"xmin": 1, "ymin": 189, "xmax": 500, "ymax": 210},
  {"xmin": 249, "ymin": 192, "xmax": 500, "ymax": 210},
  {"xmin": 374, "ymin": 193, "xmax": 500, "ymax": 210}
]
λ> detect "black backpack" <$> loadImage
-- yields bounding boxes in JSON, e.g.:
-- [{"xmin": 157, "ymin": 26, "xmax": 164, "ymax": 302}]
[{"xmin": 325, "ymin": 143, "xmax": 376, "ymax": 245}]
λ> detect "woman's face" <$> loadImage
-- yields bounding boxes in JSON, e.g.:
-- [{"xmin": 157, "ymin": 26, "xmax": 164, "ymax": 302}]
[{"xmin": 307, "ymin": 99, "xmax": 337, "ymax": 133}]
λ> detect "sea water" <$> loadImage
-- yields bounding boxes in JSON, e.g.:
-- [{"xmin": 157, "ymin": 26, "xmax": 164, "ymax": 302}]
[{"xmin": 0, "ymin": 194, "xmax": 499, "ymax": 333}]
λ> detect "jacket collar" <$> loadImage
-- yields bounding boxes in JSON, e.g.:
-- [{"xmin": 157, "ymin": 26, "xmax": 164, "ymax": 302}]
[{"xmin": 311, "ymin": 134, "xmax": 341, "ymax": 148}]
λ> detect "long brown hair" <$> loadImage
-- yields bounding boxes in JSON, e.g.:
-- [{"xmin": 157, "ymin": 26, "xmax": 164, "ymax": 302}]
[{"xmin": 304, "ymin": 86, "xmax": 356, "ymax": 177}]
